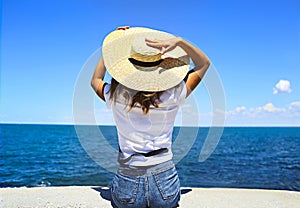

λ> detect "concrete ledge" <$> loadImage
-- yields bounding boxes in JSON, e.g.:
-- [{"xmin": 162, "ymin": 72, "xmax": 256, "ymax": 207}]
[{"xmin": 1, "ymin": 186, "xmax": 299, "ymax": 208}]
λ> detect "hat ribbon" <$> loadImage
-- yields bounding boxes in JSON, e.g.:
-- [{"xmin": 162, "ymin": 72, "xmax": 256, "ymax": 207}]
[{"xmin": 128, "ymin": 58, "xmax": 163, "ymax": 67}]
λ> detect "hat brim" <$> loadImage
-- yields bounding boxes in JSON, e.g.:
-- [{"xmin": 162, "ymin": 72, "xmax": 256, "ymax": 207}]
[{"xmin": 102, "ymin": 27, "xmax": 190, "ymax": 91}]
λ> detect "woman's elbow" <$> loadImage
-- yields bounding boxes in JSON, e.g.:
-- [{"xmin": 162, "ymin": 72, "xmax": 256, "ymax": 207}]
[
  {"xmin": 204, "ymin": 59, "xmax": 210, "ymax": 71},
  {"xmin": 90, "ymin": 79, "xmax": 98, "ymax": 92}
]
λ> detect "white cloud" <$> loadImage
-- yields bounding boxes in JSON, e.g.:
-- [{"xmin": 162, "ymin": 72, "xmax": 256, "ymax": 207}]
[
  {"xmin": 261, "ymin": 103, "xmax": 285, "ymax": 113},
  {"xmin": 273, "ymin": 80, "xmax": 292, "ymax": 94},
  {"xmin": 227, "ymin": 106, "xmax": 247, "ymax": 117},
  {"xmin": 236, "ymin": 106, "xmax": 246, "ymax": 112},
  {"xmin": 287, "ymin": 101, "xmax": 300, "ymax": 117},
  {"xmin": 289, "ymin": 101, "xmax": 300, "ymax": 110},
  {"xmin": 228, "ymin": 103, "xmax": 287, "ymax": 116},
  {"xmin": 226, "ymin": 101, "xmax": 300, "ymax": 126}
]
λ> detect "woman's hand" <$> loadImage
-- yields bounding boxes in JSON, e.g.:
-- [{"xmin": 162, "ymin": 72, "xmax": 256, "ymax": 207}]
[
  {"xmin": 147, "ymin": 36, "xmax": 210, "ymax": 98},
  {"xmin": 116, "ymin": 26, "xmax": 130, "ymax": 30},
  {"xmin": 145, "ymin": 37, "xmax": 181, "ymax": 55}
]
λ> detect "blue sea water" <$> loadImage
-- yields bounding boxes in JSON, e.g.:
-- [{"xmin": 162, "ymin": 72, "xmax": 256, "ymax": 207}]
[{"xmin": 0, "ymin": 124, "xmax": 299, "ymax": 191}]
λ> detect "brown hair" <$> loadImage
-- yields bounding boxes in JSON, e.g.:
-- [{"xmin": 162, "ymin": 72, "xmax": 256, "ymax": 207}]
[{"xmin": 108, "ymin": 78, "xmax": 163, "ymax": 114}]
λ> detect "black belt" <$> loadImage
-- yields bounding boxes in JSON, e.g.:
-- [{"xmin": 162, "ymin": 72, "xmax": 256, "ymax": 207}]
[{"xmin": 118, "ymin": 147, "xmax": 168, "ymax": 164}]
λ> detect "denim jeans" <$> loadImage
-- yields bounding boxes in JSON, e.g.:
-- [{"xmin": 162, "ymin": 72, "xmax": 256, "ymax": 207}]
[{"xmin": 110, "ymin": 160, "xmax": 180, "ymax": 208}]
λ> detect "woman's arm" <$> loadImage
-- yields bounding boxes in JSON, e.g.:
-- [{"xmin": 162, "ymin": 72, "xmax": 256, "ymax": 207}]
[
  {"xmin": 91, "ymin": 26, "xmax": 130, "ymax": 101},
  {"xmin": 91, "ymin": 57, "xmax": 107, "ymax": 101},
  {"xmin": 146, "ymin": 37, "xmax": 210, "ymax": 97},
  {"xmin": 177, "ymin": 38, "xmax": 210, "ymax": 97}
]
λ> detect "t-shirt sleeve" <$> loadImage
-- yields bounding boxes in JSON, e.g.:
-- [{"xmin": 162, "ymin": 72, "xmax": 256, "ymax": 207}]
[{"xmin": 103, "ymin": 83, "xmax": 112, "ymax": 109}]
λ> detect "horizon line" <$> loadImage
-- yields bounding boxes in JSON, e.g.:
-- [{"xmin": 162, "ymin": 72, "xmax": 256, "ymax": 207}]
[{"xmin": 0, "ymin": 122, "xmax": 299, "ymax": 128}]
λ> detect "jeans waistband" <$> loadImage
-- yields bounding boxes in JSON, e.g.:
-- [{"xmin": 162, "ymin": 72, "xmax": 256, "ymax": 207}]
[{"xmin": 117, "ymin": 160, "xmax": 174, "ymax": 176}]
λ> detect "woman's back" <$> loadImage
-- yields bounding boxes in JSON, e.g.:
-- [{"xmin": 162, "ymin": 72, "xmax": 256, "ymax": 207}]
[{"xmin": 104, "ymin": 81, "xmax": 187, "ymax": 166}]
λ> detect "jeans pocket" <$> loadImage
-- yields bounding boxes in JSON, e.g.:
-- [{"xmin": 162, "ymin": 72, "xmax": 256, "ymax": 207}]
[
  {"xmin": 111, "ymin": 173, "xmax": 139, "ymax": 204},
  {"xmin": 152, "ymin": 165, "xmax": 180, "ymax": 200}
]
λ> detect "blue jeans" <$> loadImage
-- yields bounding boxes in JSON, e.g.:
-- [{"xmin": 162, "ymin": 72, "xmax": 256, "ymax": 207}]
[{"xmin": 110, "ymin": 160, "xmax": 180, "ymax": 208}]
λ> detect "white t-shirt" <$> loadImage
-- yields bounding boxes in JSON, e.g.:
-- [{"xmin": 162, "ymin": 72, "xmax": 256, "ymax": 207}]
[{"xmin": 104, "ymin": 81, "xmax": 187, "ymax": 166}]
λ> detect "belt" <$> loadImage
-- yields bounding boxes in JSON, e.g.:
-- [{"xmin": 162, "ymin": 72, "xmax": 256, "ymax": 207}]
[{"xmin": 118, "ymin": 147, "xmax": 169, "ymax": 164}]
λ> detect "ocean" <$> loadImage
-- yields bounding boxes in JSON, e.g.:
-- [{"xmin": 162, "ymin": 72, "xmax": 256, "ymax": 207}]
[{"xmin": 0, "ymin": 124, "xmax": 299, "ymax": 191}]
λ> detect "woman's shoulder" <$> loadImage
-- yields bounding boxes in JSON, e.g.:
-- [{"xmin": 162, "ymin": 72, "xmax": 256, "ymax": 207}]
[
  {"xmin": 160, "ymin": 81, "xmax": 187, "ymax": 104},
  {"xmin": 168, "ymin": 81, "xmax": 187, "ymax": 95}
]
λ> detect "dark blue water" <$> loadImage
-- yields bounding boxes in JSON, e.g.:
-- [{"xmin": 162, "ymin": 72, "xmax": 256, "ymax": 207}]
[{"xmin": 1, "ymin": 124, "xmax": 299, "ymax": 191}]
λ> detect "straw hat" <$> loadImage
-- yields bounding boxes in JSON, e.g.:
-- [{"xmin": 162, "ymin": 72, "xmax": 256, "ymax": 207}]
[{"xmin": 102, "ymin": 27, "xmax": 190, "ymax": 92}]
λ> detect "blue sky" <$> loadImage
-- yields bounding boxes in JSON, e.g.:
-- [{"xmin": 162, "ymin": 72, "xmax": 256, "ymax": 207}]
[{"xmin": 1, "ymin": 0, "xmax": 300, "ymax": 126}]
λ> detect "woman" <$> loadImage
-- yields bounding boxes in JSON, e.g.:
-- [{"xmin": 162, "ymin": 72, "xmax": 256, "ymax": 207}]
[{"xmin": 91, "ymin": 26, "xmax": 210, "ymax": 208}]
